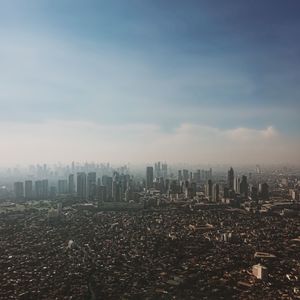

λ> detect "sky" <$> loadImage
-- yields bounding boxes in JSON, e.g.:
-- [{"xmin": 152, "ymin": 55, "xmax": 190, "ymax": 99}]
[{"xmin": 0, "ymin": 0, "xmax": 299, "ymax": 165}]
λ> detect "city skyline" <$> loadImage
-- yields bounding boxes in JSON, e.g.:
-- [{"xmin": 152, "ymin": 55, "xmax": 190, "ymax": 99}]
[{"xmin": 1, "ymin": 1, "xmax": 300, "ymax": 165}]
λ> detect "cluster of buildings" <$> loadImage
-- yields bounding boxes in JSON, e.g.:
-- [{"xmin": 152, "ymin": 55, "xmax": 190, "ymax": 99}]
[
  {"xmin": 13, "ymin": 171, "xmax": 142, "ymax": 203},
  {"xmin": 11, "ymin": 164, "xmax": 300, "ymax": 212},
  {"xmin": 145, "ymin": 165, "xmax": 271, "ymax": 206}
]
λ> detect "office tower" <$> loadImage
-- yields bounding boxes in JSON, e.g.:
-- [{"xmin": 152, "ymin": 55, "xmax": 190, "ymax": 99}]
[
  {"xmin": 120, "ymin": 174, "xmax": 128, "ymax": 199},
  {"xmin": 25, "ymin": 180, "xmax": 33, "ymax": 199},
  {"xmin": 179, "ymin": 181, "xmax": 184, "ymax": 193},
  {"xmin": 97, "ymin": 185, "xmax": 107, "ymax": 203},
  {"xmin": 165, "ymin": 179, "xmax": 170, "ymax": 193},
  {"xmin": 102, "ymin": 175, "xmax": 113, "ymax": 201},
  {"xmin": 112, "ymin": 180, "xmax": 121, "ymax": 201},
  {"xmin": 146, "ymin": 166, "xmax": 154, "ymax": 189},
  {"xmin": 183, "ymin": 169, "xmax": 189, "ymax": 181},
  {"xmin": 195, "ymin": 170, "xmax": 201, "ymax": 183},
  {"xmin": 42, "ymin": 180, "xmax": 48, "ymax": 199},
  {"xmin": 170, "ymin": 180, "xmax": 179, "ymax": 194},
  {"xmin": 68, "ymin": 174, "xmax": 75, "ymax": 194},
  {"xmin": 228, "ymin": 167, "xmax": 234, "ymax": 190},
  {"xmin": 112, "ymin": 178, "xmax": 117, "ymax": 201},
  {"xmin": 154, "ymin": 162, "xmax": 161, "ymax": 178},
  {"xmin": 234, "ymin": 177, "xmax": 241, "ymax": 194},
  {"xmin": 190, "ymin": 182, "xmax": 197, "ymax": 198},
  {"xmin": 35, "ymin": 180, "xmax": 43, "ymax": 199},
  {"xmin": 14, "ymin": 182, "xmax": 24, "ymax": 200},
  {"xmin": 201, "ymin": 169, "xmax": 205, "ymax": 181},
  {"xmin": 209, "ymin": 168, "xmax": 212, "ymax": 179},
  {"xmin": 251, "ymin": 186, "xmax": 258, "ymax": 202},
  {"xmin": 161, "ymin": 163, "xmax": 168, "ymax": 178},
  {"xmin": 178, "ymin": 170, "xmax": 182, "ymax": 181},
  {"xmin": 157, "ymin": 177, "xmax": 165, "ymax": 193},
  {"xmin": 87, "ymin": 172, "xmax": 97, "ymax": 200},
  {"xmin": 223, "ymin": 186, "xmax": 229, "ymax": 199},
  {"xmin": 205, "ymin": 179, "xmax": 213, "ymax": 201},
  {"xmin": 77, "ymin": 172, "xmax": 87, "ymax": 200},
  {"xmin": 193, "ymin": 172, "xmax": 197, "ymax": 183},
  {"xmin": 58, "ymin": 179, "xmax": 68, "ymax": 195},
  {"xmin": 118, "ymin": 175, "xmax": 124, "ymax": 201},
  {"xmin": 240, "ymin": 175, "xmax": 248, "ymax": 197},
  {"xmin": 125, "ymin": 185, "xmax": 133, "ymax": 202},
  {"xmin": 260, "ymin": 183, "xmax": 269, "ymax": 200},
  {"xmin": 212, "ymin": 183, "xmax": 219, "ymax": 202}
]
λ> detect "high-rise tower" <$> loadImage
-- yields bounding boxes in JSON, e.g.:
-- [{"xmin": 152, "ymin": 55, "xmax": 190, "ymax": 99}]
[
  {"xmin": 77, "ymin": 172, "xmax": 87, "ymax": 200},
  {"xmin": 146, "ymin": 166, "xmax": 154, "ymax": 189},
  {"xmin": 228, "ymin": 167, "xmax": 234, "ymax": 190}
]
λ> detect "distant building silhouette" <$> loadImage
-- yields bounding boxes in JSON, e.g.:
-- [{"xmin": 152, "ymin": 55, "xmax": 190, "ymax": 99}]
[
  {"xmin": 87, "ymin": 172, "xmax": 97, "ymax": 200},
  {"xmin": 68, "ymin": 174, "xmax": 75, "ymax": 194},
  {"xmin": 77, "ymin": 172, "xmax": 87, "ymax": 200},
  {"xmin": 25, "ymin": 180, "xmax": 33, "ymax": 199},
  {"xmin": 14, "ymin": 182, "xmax": 24, "ymax": 200},
  {"xmin": 228, "ymin": 167, "xmax": 234, "ymax": 190},
  {"xmin": 146, "ymin": 166, "xmax": 154, "ymax": 189}
]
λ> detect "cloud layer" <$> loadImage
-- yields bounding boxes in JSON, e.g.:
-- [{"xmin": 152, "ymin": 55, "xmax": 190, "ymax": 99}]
[{"xmin": 0, "ymin": 121, "xmax": 298, "ymax": 165}]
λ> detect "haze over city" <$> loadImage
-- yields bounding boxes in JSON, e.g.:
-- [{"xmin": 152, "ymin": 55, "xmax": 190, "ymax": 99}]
[{"xmin": 1, "ymin": 0, "xmax": 299, "ymax": 165}]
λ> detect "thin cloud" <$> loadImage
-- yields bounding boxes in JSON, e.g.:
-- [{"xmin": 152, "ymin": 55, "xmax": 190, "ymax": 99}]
[{"xmin": 0, "ymin": 121, "xmax": 298, "ymax": 166}]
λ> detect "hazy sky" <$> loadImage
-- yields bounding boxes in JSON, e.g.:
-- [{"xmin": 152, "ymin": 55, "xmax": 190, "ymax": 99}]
[{"xmin": 0, "ymin": 0, "xmax": 299, "ymax": 165}]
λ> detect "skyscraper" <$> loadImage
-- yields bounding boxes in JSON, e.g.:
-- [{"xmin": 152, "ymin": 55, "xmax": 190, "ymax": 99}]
[
  {"xmin": 87, "ymin": 172, "xmax": 97, "ymax": 200},
  {"xmin": 234, "ymin": 177, "xmax": 241, "ymax": 194},
  {"xmin": 42, "ymin": 179, "xmax": 48, "ymax": 199},
  {"xmin": 154, "ymin": 162, "xmax": 161, "ymax": 178},
  {"xmin": 212, "ymin": 183, "xmax": 220, "ymax": 202},
  {"xmin": 68, "ymin": 174, "xmax": 75, "ymax": 194},
  {"xmin": 260, "ymin": 183, "xmax": 269, "ymax": 200},
  {"xmin": 146, "ymin": 166, "xmax": 154, "ymax": 189},
  {"xmin": 102, "ymin": 175, "xmax": 113, "ymax": 201},
  {"xmin": 228, "ymin": 167, "xmax": 234, "ymax": 190},
  {"xmin": 14, "ymin": 182, "xmax": 24, "ymax": 200},
  {"xmin": 77, "ymin": 172, "xmax": 87, "ymax": 200},
  {"xmin": 35, "ymin": 180, "xmax": 43, "ymax": 199},
  {"xmin": 240, "ymin": 175, "xmax": 248, "ymax": 197},
  {"xmin": 58, "ymin": 179, "xmax": 68, "ymax": 194},
  {"xmin": 161, "ymin": 163, "xmax": 168, "ymax": 178},
  {"xmin": 97, "ymin": 185, "xmax": 107, "ymax": 203},
  {"xmin": 125, "ymin": 185, "xmax": 133, "ymax": 202},
  {"xmin": 195, "ymin": 170, "xmax": 201, "ymax": 183},
  {"xmin": 178, "ymin": 170, "xmax": 182, "ymax": 181},
  {"xmin": 25, "ymin": 180, "xmax": 33, "ymax": 199},
  {"xmin": 112, "ymin": 173, "xmax": 120, "ymax": 202},
  {"xmin": 183, "ymin": 169, "xmax": 189, "ymax": 181},
  {"xmin": 205, "ymin": 179, "xmax": 213, "ymax": 201}
]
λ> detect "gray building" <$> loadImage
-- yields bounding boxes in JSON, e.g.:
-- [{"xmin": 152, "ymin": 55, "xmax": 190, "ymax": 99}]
[
  {"xmin": 25, "ymin": 180, "xmax": 33, "ymax": 199},
  {"xmin": 146, "ymin": 166, "xmax": 154, "ymax": 189},
  {"xmin": 14, "ymin": 182, "xmax": 24, "ymax": 200},
  {"xmin": 77, "ymin": 172, "xmax": 87, "ymax": 200}
]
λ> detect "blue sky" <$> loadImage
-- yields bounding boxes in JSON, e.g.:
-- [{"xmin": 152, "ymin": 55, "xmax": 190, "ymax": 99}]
[{"xmin": 0, "ymin": 0, "xmax": 299, "ymax": 164}]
